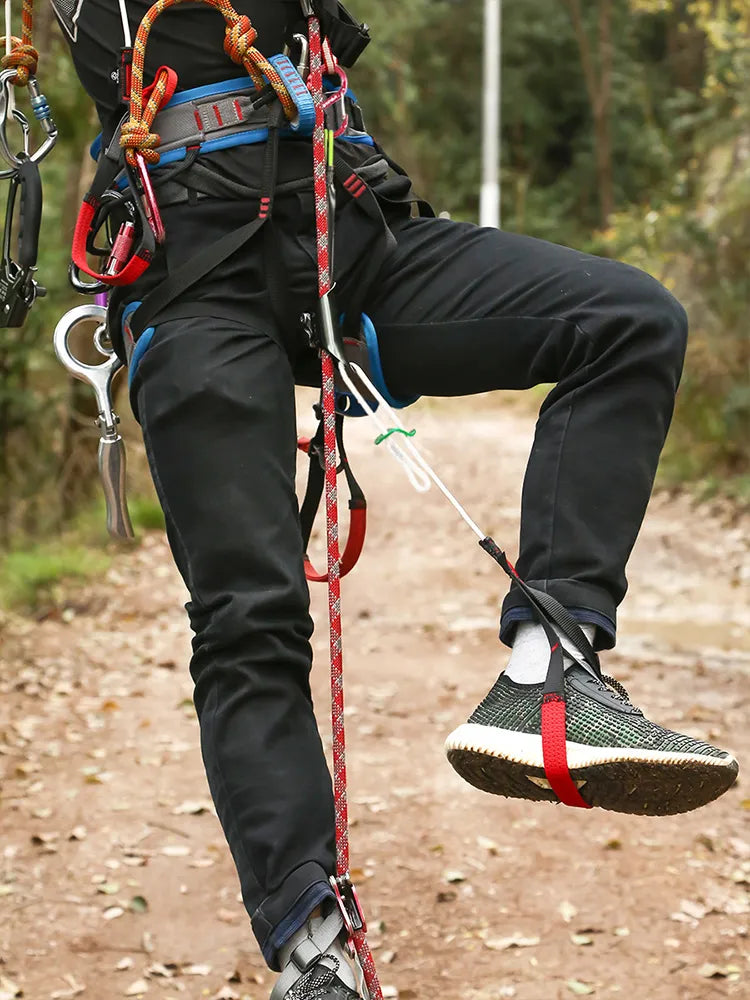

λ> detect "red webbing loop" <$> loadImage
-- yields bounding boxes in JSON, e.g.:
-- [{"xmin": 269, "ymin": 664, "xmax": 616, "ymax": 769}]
[
  {"xmin": 303, "ymin": 503, "xmax": 366, "ymax": 583},
  {"xmin": 541, "ymin": 695, "xmax": 592, "ymax": 809},
  {"xmin": 71, "ymin": 196, "xmax": 154, "ymax": 287}
]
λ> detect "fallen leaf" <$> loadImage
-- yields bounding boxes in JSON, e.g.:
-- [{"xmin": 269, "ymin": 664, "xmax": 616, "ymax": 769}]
[
  {"xmin": 172, "ymin": 800, "xmax": 213, "ymax": 816},
  {"xmin": 697, "ymin": 964, "xmax": 741, "ymax": 979},
  {"xmin": 559, "ymin": 900, "xmax": 578, "ymax": 923},
  {"xmin": 442, "ymin": 870, "xmax": 466, "ymax": 883},
  {"xmin": 145, "ymin": 964, "xmax": 175, "ymax": 979},
  {"xmin": 484, "ymin": 934, "xmax": 540, "ymax": 951},
  {"xmin": 97, "ymin": 882, "xmax": 121, "ymax": 895},
  {"xmin": 0, "ymin": 975, "xmax": 21, "ymax": 999},
  {"xmin": 570, "ymin": 933, "xmax": 593, "ymax": 946},
  {"xmin": 129, "ymin": 895, "xmax": 148, "ymax": 913},
  {"xmin": 476, "ymin": 836, "xmax": 500, "ymax": 855},
  {"xmin": 212, "ymin": 988, "xmax": 240, "ymax": 1000},
  {"xmin": 50, "ymin": 974, "xmax": 85, "ymax": 999},
  {"xmin": 31, "ymin": 831, "xmax": 59, "ymax": 845},
  {"xmin": 160, "ymin": 845, "xmax": 191, "ymax": 858},
  {"xmin": 182, "ymin": 964, "xmax": 212, "ymax": 976},
  {"xmin": 566, "ymin": 980, "xmax": 595, "ymax": 996},
  {"xmin": 124, "ymin": 979, "xmax": 149, "ymax": 996},
  {"xmin": 680, "ymin": 899, "xmax": 707, "ymax": 920}
]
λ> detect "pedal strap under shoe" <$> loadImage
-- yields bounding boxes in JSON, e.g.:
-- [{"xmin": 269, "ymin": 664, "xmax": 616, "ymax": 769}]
[
  {"xmin": 270, "ymin": 909, "xmax": 348, "ymax": 1000},
  {"xmin": 478, "ymin": 535, "xmax": 596, "ymax": 810}
]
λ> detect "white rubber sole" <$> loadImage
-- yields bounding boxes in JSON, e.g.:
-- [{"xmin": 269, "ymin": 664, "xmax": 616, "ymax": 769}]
[{"xmin": 445, "ymin": 722, "xmax": 737, "ymax": 771}]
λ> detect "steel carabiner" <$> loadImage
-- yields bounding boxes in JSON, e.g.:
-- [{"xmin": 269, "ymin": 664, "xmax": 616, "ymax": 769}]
[
  {"xmin": 53, "ymin": 304, "xmax": 134, "ymax": 540},
  {"xmin": 0, "ymin": 67, "xmax": 57, "ymax": 178}
]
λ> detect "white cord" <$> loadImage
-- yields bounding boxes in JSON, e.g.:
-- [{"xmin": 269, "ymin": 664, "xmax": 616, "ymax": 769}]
[
  {"xmin": 338, "ymin": 361, "xmax": 487, "ymax": 541},
  {"xmin": 117, "ymin": 0, "xmax": 132, "ymax": 48},
  {"xmin": 5, "ymin": 0, "xmax": 14, "ymax": 114}
]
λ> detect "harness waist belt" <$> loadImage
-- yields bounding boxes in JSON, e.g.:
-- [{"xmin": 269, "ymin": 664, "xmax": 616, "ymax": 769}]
[{"xmin": 96, "ymin": 69, "xmax": 373, "ymax": 176}]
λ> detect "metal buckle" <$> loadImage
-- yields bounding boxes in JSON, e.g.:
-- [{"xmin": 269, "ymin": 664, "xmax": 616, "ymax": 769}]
[{"xmin": 329, "ymin": 873, "xmax": 367, "ymax": 945}]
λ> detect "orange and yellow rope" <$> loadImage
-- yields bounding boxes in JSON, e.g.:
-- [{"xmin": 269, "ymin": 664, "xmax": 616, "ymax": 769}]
[
  {"xmin": 1, "ymin": 0, "xmax": 38, "ymax": 87},
  {"xmin": 121, "ymin": 0, "xmax": 297, "ymax": 167}
]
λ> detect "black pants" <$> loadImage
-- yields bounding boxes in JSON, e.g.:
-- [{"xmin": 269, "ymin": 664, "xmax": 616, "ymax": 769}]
[{"xmin": 130, "ymin": 205, "xmax": 687, "ymax": 968}]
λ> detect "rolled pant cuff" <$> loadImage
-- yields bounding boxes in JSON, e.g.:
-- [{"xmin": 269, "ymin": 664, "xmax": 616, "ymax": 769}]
[
  {"xmin": 500, "ymin": 580, "xmax": 616, "ymax": 651},
  {"xmin": 251, "ymin": 861, "xmax": 335, "ymax": 971}
]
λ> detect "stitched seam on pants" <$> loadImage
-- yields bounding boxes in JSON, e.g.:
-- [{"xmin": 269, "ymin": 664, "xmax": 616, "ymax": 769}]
[
  {"xmin": 140, "ymin": 402, "xmax": 204, "ymax": 604},
  {"xmin": 543, "ymin": 384, "xmax": 578, "ymax": 590},
  {"xmin": 207, "ymin": 674, "xmax": 264, "ymax": 900}
]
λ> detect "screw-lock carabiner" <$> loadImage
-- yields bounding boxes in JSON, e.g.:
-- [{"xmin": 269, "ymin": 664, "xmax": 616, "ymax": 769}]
[{"xmin": 0, "ymin": 68, "xmax": 57, "ymax": 177}]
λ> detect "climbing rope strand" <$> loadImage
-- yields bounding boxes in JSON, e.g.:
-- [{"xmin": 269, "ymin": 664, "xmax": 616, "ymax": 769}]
[
  {"xmin": 121, "ymin": 0, "xmax": 297, "ymax": 165},
  {"xmin": 0, "ymin": 0, "xmax": 38, "ymax": 86},
  {"xmin": 307, "ymin": 11, "xmax": 383, "ymax": 998},
  {"xmin": 339, "ymin": 362, "xmax": 487, "ymax": 540},
  {"xmin": 117, "ymin": 0, "xmax": 132, "ymax": 48}
]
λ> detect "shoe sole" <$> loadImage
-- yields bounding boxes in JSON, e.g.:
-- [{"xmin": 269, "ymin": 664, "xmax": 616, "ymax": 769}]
[{"xmin": 445, "ymin": 723, "xmax": 739, "ymax": 816}]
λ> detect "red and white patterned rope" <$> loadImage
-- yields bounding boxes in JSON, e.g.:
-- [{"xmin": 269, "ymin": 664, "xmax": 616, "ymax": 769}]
[{"xmin": 306, "ymin": 14, "xmax": 383, "ymax": 999}]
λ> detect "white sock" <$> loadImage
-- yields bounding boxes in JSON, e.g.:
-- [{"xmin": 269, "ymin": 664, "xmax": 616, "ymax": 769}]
[{"xmin": 503, "ymin": 621, "xmax": 597, "ymax": 685}]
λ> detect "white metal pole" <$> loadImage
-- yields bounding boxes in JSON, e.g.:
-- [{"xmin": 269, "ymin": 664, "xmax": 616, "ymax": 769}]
[{"xmin": 480, "ymin": 0, "xmax": 501, "ymax": 228}]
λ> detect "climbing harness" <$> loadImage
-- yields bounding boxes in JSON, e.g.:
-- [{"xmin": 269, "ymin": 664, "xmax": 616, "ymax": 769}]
[{"xmin": 0, "ymin": 0, "xmax": 56, "ymax": 326}]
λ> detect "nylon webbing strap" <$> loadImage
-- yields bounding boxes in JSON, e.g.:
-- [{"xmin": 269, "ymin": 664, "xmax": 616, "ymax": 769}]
[
  {"xmin": 128, "ymin": 106, "xmax": 283, "ymax": 340},
  {"xmin": 269, "ymin": 909, "xmax": 346, "ymax": 1000},
  {"xmin": 479, "ymin": 536, "xmax": 595, "ymax": 809},
  {"xmin": 299, "ymin": 411, "xmax": 367, "ymax": 584}
]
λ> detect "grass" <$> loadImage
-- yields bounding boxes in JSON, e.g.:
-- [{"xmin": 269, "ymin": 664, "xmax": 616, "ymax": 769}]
[
  {"xmin": 0, "ymin": 544, "xmax": 111, "ymax": 612},
  {"xmin": 0, "ymin": 491, "xmax": 166, "ymax": 613}
]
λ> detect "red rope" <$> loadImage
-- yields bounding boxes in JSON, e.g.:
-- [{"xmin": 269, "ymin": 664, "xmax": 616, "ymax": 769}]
[{"xmin": 307, "ymin": 15, "xmax": 383, "ymax": 998}]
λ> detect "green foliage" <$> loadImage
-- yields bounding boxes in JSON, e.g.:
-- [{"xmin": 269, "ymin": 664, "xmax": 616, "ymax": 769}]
[
  {"xmin": 128, "ymin": 495, "xmax": 167, "ymax": 533},
  {"xmin": 0, "ymin": 542, "xmax": 110, "ymax": 611},
  {"xmin": 0, "ymin": 0, "xmax": 748, "ymax": 553}
]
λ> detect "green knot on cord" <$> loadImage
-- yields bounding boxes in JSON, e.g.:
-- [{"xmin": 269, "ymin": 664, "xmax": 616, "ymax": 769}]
[{"xmin": 374, "ymin": 427, "xmax": 416, "ymax": 446}]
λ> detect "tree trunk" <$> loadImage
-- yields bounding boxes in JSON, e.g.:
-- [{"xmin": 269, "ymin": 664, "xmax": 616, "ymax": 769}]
[{"xmin": 563, "ymin": 0, "xmax": 614, "ymax": 228}]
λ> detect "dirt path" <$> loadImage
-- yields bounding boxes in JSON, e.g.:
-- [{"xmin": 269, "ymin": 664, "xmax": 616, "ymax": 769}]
[{"xmin": 1, "ymin": 396, "xmax": 749, "ymax": 1000}]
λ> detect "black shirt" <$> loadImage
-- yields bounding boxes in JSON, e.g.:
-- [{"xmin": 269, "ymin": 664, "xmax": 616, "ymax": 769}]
[{"xmin": 50, "ymin": 0, "xmax": 299, "ymax": 122}]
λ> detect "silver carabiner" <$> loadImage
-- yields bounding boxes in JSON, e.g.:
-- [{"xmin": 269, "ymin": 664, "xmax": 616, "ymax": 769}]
[
  {"xmin": 53, "ymin": 304, "xmax": 135, "ymax": 541},
  {"xmin": 0, "ymin": 68, "xmax": 58, "ymax": 178}
]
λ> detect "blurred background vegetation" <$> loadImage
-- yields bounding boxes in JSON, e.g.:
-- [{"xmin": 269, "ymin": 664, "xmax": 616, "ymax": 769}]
[{"xmin": 0, "ymin": 0, "xmax": 748, "ymax": 606}]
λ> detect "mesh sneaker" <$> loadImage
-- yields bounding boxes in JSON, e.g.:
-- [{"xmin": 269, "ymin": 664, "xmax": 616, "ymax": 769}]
[
  {"xmin": 270, "ymin": 907, "xmax": 365, "ymax": 1000},
  {"xmin": 445, "ymin": 665, "xmax": 739, "ymax": 815},
  {"xmin": 284, "ymin": 961, "xmax": 362, "ymax": 1000}
]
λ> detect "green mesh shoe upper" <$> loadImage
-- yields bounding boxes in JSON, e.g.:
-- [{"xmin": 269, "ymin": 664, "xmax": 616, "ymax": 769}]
[{"xmin": 468, "ymin": 666, "xmax": 729, "ymax": 758}]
